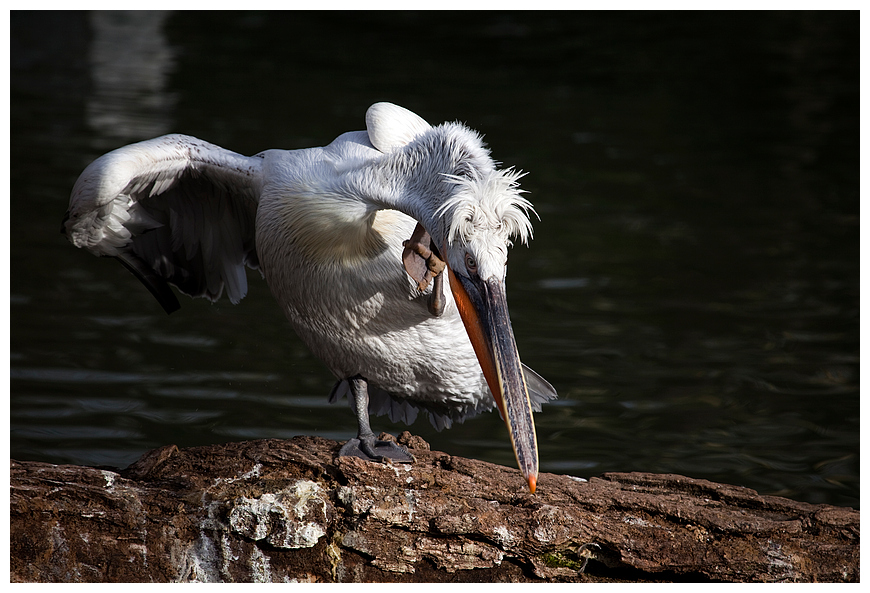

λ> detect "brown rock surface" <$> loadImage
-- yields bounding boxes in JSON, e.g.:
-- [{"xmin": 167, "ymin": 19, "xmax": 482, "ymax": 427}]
[{"xmin": 9, "ymin": 434, "xmax": 859, "ymax": 582}]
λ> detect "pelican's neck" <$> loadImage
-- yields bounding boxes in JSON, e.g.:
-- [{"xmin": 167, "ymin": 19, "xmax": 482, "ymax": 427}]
[{"xmin": 359, "ymin": 122, "xmax": 495, "ymax": 251}]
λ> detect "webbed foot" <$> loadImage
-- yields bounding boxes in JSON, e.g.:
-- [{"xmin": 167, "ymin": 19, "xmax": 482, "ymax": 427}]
[
  {"xmin": 340, "ymin": 436, "xmax": 415, "ymax": 463},
  {"xmin": 340, "ymin": 374, "xmax": 416, "ymax": 464}
]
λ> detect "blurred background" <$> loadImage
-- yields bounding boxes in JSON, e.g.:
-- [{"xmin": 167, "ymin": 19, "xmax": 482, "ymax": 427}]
[{"xmin": 9, "ymin": 11, "xmax": 859, "ymax": 508}]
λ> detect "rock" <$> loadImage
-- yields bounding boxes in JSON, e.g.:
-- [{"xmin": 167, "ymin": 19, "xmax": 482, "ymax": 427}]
[{"xmin": 9, "ymin": 435, "xmax": 859, "ymax": 582}]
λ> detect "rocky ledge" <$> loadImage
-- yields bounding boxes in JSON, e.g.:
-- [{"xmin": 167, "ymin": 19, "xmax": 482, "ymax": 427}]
[{"xmin": 9, "ymin": 434, "xmax": 859, "ymax": 582}]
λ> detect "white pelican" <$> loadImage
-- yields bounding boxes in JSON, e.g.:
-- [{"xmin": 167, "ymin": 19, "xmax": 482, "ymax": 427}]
[{"xmin": 63, "ymin": 102, "xmax": 557, "ymax": 492}]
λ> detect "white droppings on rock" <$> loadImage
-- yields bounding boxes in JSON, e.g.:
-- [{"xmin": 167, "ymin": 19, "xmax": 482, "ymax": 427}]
[
  {"xmin": 239, "ymin": 463, "xmax": 263, "ymax": 481},
  {"xmin": 227, "ymin": 480, "xmax": 328, "ymax": 549},
  {"xmin": 491, "ymin": 525, "xmax": 515, "ymax": 547},
  {"xmin": 763, "ymin": 539, "xmax": 799, "ymax": 581},
  {"xmin": 623, "ymin": 515, "xmax": 653, "ymax": 527},
  {"xmin": 405, "ymin": 489, "xmax": 417, "ymax": 523},
  {"xmin": 386, "ymin": 462, "xmax": 413, "ymax": 484},
  {"xmin": 186, "ymin": 527, "xmax": 222, "ymax": 582},
  {"xmin": 101, "ymin": 470, "xmax": 117, "ymax": 489},
  {"xmin": 249, "ymin": 544, "xmax": 271, "ymax": 583}
]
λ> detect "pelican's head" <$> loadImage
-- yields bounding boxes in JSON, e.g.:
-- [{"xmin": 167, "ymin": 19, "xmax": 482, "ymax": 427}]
[
  {"xmin": 436, "ymin": 168, "xmax": 541, "ymax": 493},
  {"xmin": 437, "ymin": 167, "xmax": 534, "ymax": 275}
]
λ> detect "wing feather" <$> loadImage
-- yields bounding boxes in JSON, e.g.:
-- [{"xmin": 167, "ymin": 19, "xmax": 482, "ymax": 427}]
[
  {"xmin": 522, "ymin": 363, "xmax": 559, "ymax": 411},
  {"xmin": 63, "ymin": 134, "xmax": 264, "ymax": 312}
]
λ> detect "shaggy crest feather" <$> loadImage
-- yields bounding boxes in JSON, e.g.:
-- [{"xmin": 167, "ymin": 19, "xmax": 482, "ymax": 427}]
[{"xmin": 437, "ymin": 167, "xmax": 536, "ymax": 246}]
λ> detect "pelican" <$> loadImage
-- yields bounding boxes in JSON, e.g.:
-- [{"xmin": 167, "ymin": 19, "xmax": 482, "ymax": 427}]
[{"xmin": 62, "ymin": 102, "xmax": 557, "ymax": 492}]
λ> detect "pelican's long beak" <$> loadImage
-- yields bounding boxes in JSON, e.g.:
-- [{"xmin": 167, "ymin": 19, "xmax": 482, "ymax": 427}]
[{"xmin": 447, "ymin": 266, "xmax": 539, "ymax": 493}]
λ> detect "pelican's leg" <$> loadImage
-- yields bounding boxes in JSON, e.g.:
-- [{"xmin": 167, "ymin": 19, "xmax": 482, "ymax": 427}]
[
  {"xmin": 339, "ymin": 375, "xmax": 414, "ymax": 463},
  {"xmin": 427, "ymin": 268, "xmax": 445, "ymax": 317}
]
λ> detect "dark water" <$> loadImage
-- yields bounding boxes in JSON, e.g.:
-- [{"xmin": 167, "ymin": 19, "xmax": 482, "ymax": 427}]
[{"xmin": 10, "ymin": 11, "xmax": 859, "ymax": 508}]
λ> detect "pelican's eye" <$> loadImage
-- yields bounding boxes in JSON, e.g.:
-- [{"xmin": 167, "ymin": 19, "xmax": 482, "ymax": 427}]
[{"xmin": 464, "ymin": 253, "xmax": 477, "ymax": 274}]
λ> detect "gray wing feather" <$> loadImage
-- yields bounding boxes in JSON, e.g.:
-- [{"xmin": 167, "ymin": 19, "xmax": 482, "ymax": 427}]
[{"xmin": 522, "ymin": 363, "xmax": 559, "ymax": 411}]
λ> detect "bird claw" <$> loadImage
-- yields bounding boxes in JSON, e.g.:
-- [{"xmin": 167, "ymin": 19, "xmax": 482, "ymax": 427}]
[
  {"xmin": 339, "ymin": 437, "xmax": 415, "ymax": 464},
  {"xmin": 402, "ymin": 223, "xmax": 446, "ymax": 317}
]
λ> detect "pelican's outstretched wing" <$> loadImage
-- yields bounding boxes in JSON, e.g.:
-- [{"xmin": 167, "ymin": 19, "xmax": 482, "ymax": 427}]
[{"xmin": 63, "ymin": 134, "xmax": 264, "ymax": 313}]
